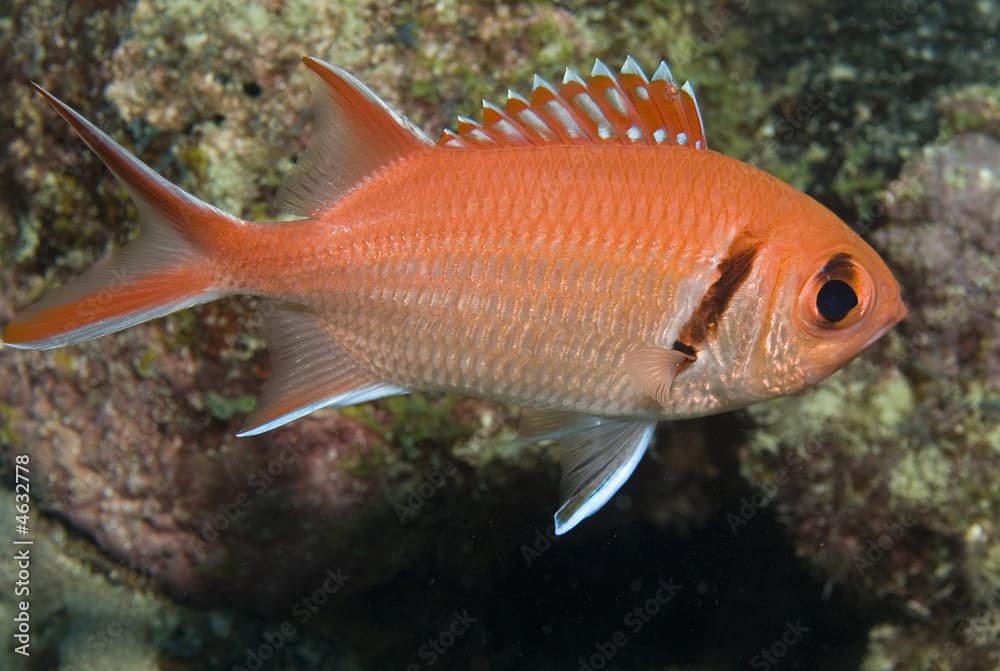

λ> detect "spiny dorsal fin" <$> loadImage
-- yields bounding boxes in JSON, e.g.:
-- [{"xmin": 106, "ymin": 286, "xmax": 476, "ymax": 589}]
[
  {"xmin": 438, "ymin": 56, "xmax": 707, "ymax": 150},
  {"xmin": 278, "ymin": 57, "xmax": 434, "ymax": 217}
]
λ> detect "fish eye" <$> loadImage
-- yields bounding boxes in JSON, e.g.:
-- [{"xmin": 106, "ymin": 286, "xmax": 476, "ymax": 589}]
[
  {"xmin": 816, "ymin": 280, "xmax": 858, "ymax": 322},
  {"xmin": 797, "ymin": 252, "xmax": 873, "ymax": 333}
]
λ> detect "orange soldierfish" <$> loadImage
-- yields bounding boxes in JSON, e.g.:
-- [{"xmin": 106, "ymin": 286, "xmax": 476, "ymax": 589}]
[{"xmin": 3, "ymin": 56, "xmax": 906, "ymax": 534}]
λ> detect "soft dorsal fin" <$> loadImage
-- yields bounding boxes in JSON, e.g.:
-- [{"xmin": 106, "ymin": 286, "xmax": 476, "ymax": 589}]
[
  {"xmin": 438, "ymin": 55, "xmax": 707, "ymax": 150},
  {"xmin": 278, "ymin": 57, "xmax": 434, "ymax": 217}
]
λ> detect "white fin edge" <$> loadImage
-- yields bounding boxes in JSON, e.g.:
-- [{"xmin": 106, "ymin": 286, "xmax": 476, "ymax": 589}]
[
  {"xmin": 277, "ymin": 57, "xmax": 433, "ymax": 217},
  {"xmin": 238, "ymin": 302, "xmax": 408, "ymax": 436},
  {"xmin": 553, "ymin": 418, "xmax": 657, "ymax": 535},
  {"xmin": 4, "ymin": 84, "xmax": 235, "ymax": 351},
  {"xmin": 237, "ymin": 383, "xmax": 408, "ymax": 436},
  {"xmin": 6, "ymin": 292, "xmax": 222, "ymax": 351}
]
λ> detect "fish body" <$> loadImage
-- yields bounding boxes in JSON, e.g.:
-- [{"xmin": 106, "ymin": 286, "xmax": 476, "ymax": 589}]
[
  {"xmin": 259, "ymin": 144, "xmax": 871, "ymax": 418},
  {"xmin": 3, "ymin": 57, "xmax": 906, "ymax": 533}
]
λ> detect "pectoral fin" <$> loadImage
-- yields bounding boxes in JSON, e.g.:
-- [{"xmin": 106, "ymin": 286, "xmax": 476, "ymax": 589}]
[
  {"xmin": 625, "ymin": 346, "xmax": 694, "ymax": 408},
  {"xmin": 520, "ymin": 410, "xmax": 656, "ymax": 535}
]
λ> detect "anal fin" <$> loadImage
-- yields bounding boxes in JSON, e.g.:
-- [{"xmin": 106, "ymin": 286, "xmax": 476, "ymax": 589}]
[
  {"xmin": 238, "ymin": 302, "xmax": 407, "ymax": 436},
  {"xmin": 520, "ymin": 410, "xmax": 656, "ymax": 535}
]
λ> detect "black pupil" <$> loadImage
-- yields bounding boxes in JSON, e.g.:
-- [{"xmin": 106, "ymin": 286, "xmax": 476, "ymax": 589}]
[{"xmin": 816, "ymin": 280, "xmax": 858, "ymax": 322}]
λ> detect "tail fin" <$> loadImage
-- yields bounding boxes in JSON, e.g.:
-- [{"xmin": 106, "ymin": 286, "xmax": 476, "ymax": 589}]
[{"xmin": 3, "ymin": 83, "xmax": 240, "ymax": 350}]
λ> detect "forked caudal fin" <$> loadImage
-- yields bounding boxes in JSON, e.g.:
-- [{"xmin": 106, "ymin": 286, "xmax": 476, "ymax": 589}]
[
  {"xmin": 2, "ymin": 83, "xmax": 241, "ymax": 350},
  {"xmin": 3, "ymin": 60, "xmax": 431, "ymax": 437}
]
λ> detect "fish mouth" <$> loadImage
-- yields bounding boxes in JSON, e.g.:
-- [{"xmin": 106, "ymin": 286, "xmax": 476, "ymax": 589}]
[
  {"xmin": 862, "ymin": 322, "xmax": 895, "ymax": 351},
  {"xmin": 859, "ymin": 277, "xmax": 907, "ymax": 350},
  {"xmin": 862, "ymin": 300, "xmax": 907, "ymax": 351},
  {"xmin": 895, "ymin": 301, "xmax": 908, "ymax": 323}
]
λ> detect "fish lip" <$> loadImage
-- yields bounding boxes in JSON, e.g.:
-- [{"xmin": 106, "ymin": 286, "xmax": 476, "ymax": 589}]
[
  {"xmin": 860, "ymin": 283, "xmax": 906, "ymax": 351},
  {"xmin": 862, "ymin": 304, "xmax": 906, "ymax": 351},
  {"xmin": 803, "ymin": 319, "xmax": 896, "ymax": 387},
  {"xmin": 862, "ymin": 323, "xmax": 894, "ymax": 351}
]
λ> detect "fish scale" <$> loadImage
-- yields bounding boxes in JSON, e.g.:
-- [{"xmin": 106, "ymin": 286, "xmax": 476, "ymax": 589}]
[
  {"xmin": 5, "ymin": 56, "xmax": 905, "ymax": 534},
  {"xmin": 304, "ymin": 146, "xmax": 729, "ymax": 416}
]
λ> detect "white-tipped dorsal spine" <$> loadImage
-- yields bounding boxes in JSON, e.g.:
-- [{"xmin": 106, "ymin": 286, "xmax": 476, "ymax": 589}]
[
  {"xmin": 591, "ymin": 58, "xmax": 616, "ymax": 80},
  {"xmin": 651, "ymin": 60, "xmax": 675, "ymax": 84},
  {"xmin": 532, "ymin": 74, "xmax": 558, "ymax": 95},
  {"xmin": 562, "ymin": 67, "xmax": 588, "ymax": 87},
  {"xmin": 620, "ymin": 55, "xmax": 649, "ymax": 83},
  {"xmin": 482, "ymin": 99, "xmax": 529, "ymax": 144},
  {"xmin": 436, "ymin": 57, "xmax": 708, "ymax": 151},
  {"xmin": 507, "ymin": 88, "xmax": 530, "ymax": 106},
  {"xmin": 440, "ymin": 128, "xmax": 467, "ymax": 148},
  {"xmin": 681, "ymin": 80, "xmax": 707, "ymax": 147}
]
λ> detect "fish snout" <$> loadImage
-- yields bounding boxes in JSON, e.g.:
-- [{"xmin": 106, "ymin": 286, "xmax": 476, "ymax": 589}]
[
  {"xmin": 894, "ymin": 300, "xmax": 908, "ymax": 324},
  {"xmin": 882, "ymin": 279, "xmax": 907, "ymax": 326}
]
